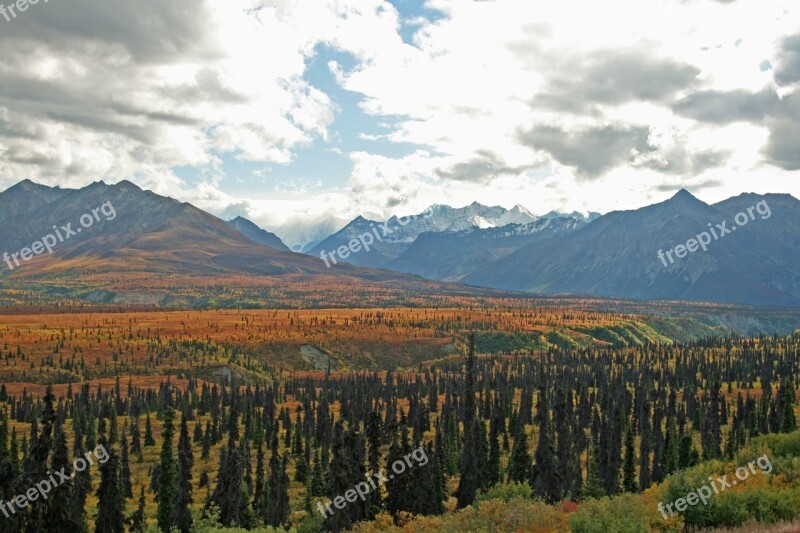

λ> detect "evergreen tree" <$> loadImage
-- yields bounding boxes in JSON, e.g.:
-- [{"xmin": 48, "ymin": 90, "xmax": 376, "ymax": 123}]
[
  {"xmin": 456, "ymin": 333, "xmax": 480, "ymax": 509},
  {"xmin": 531, "ymin": 380, "xmax": 561, "ymax": 503},
  {"xmin": 95, "ymin": 438, "xmax": 124, "ymax": 533},
  {"xmin": 780, "ymin": 379, "xmax": 797, "ymax": 433},
  {"xmin": 265, "ymin": 439, "xmax": 291, "ymax": 528},
  {"xmin": 507, "ymin": 418, "xmax": 530, "ymax": 484},
  {"xmin": 126, "ymin": 487, "xmax": 147, "ymax": 533},
  {"xmin": 253, "ymin": 439, "xmax": 265, "ymax": 514},
  {"xmin": 583, "ymin": 440, "xmax": 605, "ymax": 499},
  {"xmin": 45, "ymin": 421, "xmax": 77, "ymax": 531},
  {"xmin": 23, "ymin": 385, "xmax": 55, "ymax": 531},
  {"xmin": 71, "ymin": 432, "xmax": 91, "ymax": 532},
  {"xmin": 324, "ymin": 421, "xmax": 369, "ymax": 531},
  {"xmin": 638, "ymin": 392, "xmax": 652, "ymax": 491},
  {"xmin": 156, "ymin": 409, "xmax": 177, "ymax": 533},
  {"xmin": 207, "ymin": 399, "xmax": 253, "ymax": 528},
  {"xmin": 130, "ymin": 417, "xmax": 143, "ymax": 462},
  {"xmin": 622, "ymin": 427, "xmax": 637, "ymax": 493},
  {"xmin": 662, "ymin": 416, "xmax": 679, "ymax": 477},
  {"xmin": 173, "ymin": 414, "xmax": 194, "ymax": 533},
  {"xmin": 119, "ymin": 428, "xmax": 132, "ymax": 499},
  {"xmin": 144, "ymin": 414, "xmax": 155, "ymax": 447}
]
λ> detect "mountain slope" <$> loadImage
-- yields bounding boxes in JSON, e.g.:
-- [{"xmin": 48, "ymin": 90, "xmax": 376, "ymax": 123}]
[
  {"xmin": 464, "ymin": 190, "xmax": 800, "ymax": 306},
  {"xmin": 308, "ymin": 202, "xmax": 539, "ymax": 268},
  {"xmin": 0, "ymin": 179, "xmax": 71, "ymax": 225},
  {"xmin": 226, "ymin": 216, "xmax": 289, "ymax": 251},
  {"xmin": 387, "ymin": 216, "xmax": 585, "ymax": 281},
  {"xmin": 0, "ymin": 180, "xmax": 400, "ymax": 279}
]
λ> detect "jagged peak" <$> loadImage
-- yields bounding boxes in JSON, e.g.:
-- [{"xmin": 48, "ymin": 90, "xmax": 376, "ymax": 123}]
[{"xmin": 671, "ymin": 188, "xmax": 699, "ymax": 201}]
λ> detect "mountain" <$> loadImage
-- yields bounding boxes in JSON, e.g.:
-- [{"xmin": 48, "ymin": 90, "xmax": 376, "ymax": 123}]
[
  {"xmin": 0, "ymin": 179, "xmax": 71, "ymax": 225},
  {"xmin": 308, "ymin": 202, "xmax": 540, "ymax": 268},
  {"xmin": 387, "ymin": 216, "xmax": 585, "ymax": 281},
  {"xmin": 463, "ymin": 189, "xmax": 800, "ymax": 306},
  {"xmin": 226, "ymin": 216, "xmax": 289, "ymax": 251},
  {"xmin": 0, "ymin": 180, "xmax": 412, "ymax": 281},
  {"xmin": 540, "ymin": 209, "xmax": 601, "ymax": 223},
  {"xmin": 270, "ymin": 215, "xmax": 351, "ymax": 252}
]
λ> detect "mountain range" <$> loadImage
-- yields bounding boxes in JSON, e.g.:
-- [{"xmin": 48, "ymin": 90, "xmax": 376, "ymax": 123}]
[
  {"xmin": 0, "ymin": 180, "xmax": 426, "ymax": 292},
  {"xmin": 0, "ymin": 179, "xmax": 798, "ymax": 307},
  {"xmin": 464, "ymin": 190, "xmax": 800, "ymax": 306}
]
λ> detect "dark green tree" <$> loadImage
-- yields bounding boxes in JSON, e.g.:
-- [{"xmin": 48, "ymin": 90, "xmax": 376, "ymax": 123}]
[
  {"xmin": 622, "ymin": 427, "xmax": 637, "ymax": 493},
  {"xmin": 156, "ymin": 409, "xmax": 177, "ymax": 533},
  {"xmin": 95, "ymin": 438, "xmax": 124, "ymax": 533},
  {"xmin": 173, "ymin": 414, "xmax": 194, "ymax": 533},
  {"xmin": 531, "ymin": 381, "xmax": 561, "ymax": 503},
  {"xmin": 456, "ymin": 333, "xmax": 480, "ymax": 509}
]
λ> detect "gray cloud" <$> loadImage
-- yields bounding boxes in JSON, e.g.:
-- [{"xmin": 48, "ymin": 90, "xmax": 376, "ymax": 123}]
[
  {"xmin": 435, "ymin": 150, "xmax": 537, "ymax": 183},
  {"xmin": 673, "ymin": 89, "xmax": 780, "ymax": 123},
  {"xmin": 674, "ymin": 87, "xmax": 800, "ymax": 171},
  {"xmin": 643, "ymin": 147, "xmax": 729, "ymax": 176},
  {"xmin": 519, "ymin": 124, "xmax": 654, "ymax": 178},
  {"xmin": 535, "ymin": 50, "xmax": 700, "ymax": 113},
  {"xmin": 764, "ymin": 117, "xmax": 800, "ymax": 170},
  {"xmin": 655, "ymin": 179, "xmax": 724, "ymax": 192},
  {"xmin": 775, "ymin": 34, "xmax": 800, "ymax": 86},
  {"xmin": 0, "ymin": 0, "xmax": 218, "ymax": 63}
]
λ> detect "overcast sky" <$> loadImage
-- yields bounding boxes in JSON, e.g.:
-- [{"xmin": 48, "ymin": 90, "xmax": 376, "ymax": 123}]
[{"xmin": 0, "ymin": 0, "xmax": 798, "ymax": 233}]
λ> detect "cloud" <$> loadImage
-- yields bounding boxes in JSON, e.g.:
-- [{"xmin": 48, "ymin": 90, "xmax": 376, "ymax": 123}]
[
  {"xmin": 435, "ymin": 150, "xmax": 538, "ymax": 183},
  {"xmin": 519, "ymin": 124, "xmax": 654, "ymax": 178},
  {"xmin": 673, "ymin": 89, "xmax": 780, "ymax": 123},
  {"xmin": 674, "ymin": 88, "xmax": 800, "ymax": 170},
  {"xmin": 0, "ymin": 0, "xmax": 337, "ymax": 187},
  {"xmin": 775, "ymin": 34, "xmax": 800, "ymax": 86},
  {"xmin": 535, "ymin": 50, "xmax": 701, "ymax": 113},
  {"xmin": 764, "ymin": 117, "xmax": 800, "ymax": 170}
]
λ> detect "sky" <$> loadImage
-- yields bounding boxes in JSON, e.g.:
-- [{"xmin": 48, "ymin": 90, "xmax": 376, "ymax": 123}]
[{"xmin": 0, "ymin": 0, "xmax": 798, "ymax": 244}]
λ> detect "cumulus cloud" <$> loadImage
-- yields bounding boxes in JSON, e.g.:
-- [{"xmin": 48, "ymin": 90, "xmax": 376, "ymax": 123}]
[
  {"xmin": 519, "ymin": 124, "xmax": 654, "ymax": 178},
  {"xmin": 775, "ymin": 34, "xmax": 800, "ymax": 86},
  {"xmin": 534, "ymin": 50, "xmax": 701, "ymax": 114}
]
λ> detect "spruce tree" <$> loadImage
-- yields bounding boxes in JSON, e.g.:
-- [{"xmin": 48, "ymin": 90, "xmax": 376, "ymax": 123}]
[
  {"xmin": 127, "ymin": 487, "xmax": 147, "ymax": 533},
  {"xmin": 780, "ymin": 379, "xmax": 797, "ymax": 433},
  {"xmin": 45, "ymin": 421, "xmax": 77, "ymax": 531},
  {"xmin": 95, "ymin": 438, "xmax": 124, "ymax": 533},
  {"xmin": 23, "ymin": 385, "xmax": 55, "ymax": 531},
  {"xmin": 173, "ymin": 414, "xmax": 194, "ymax": 533},
  {"xmin": 531, "ymin": 381, "xmax": 561, "ymax": 503},
  {"xmin": 130, "ymin": 417, "xmax": 143, "ymax": 462},
  {"xmin": 507, "ymin": 419, "xmax": 530, "ymax": 484},
  {"xmin": 638, "ymin": 392, "xmax": 652, "ymax": 491},
  {"xmin": 265, "ymin": 436, "xmax": 290, "ymax": 528},
  {"xmin": 71, "ymin": 432, "xmax": 91, "ymax": 531},
  {"xmin": 156, "ymin": 408, "xmax": 177, "ymax": 533},
  {"xmin": 456, "ymin": 333, "xmax": 480, "ymax": 509},
  {"xmin": 583, "ymin": 440, "xmax": 605, "ymax": 499},
  {"xmin": 622, "ymin": 427, "xmax": 638, "ymax": 493},
  {"xmin": 144, "ymin": 414, "xmax": 155, "ymax": 447},
  {"xmin": 119, "ymin": 428, "xmax": 132, "ymax": 499}
]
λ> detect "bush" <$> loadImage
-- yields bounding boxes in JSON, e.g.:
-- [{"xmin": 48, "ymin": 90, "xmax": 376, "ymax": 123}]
[
  {"xmin": 568, "ymin": 493, "xmax": 652, "ymax": 533},
  {"xmin": 476, "ymin": 482, "xmax": 532, "ymax": 503}
]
